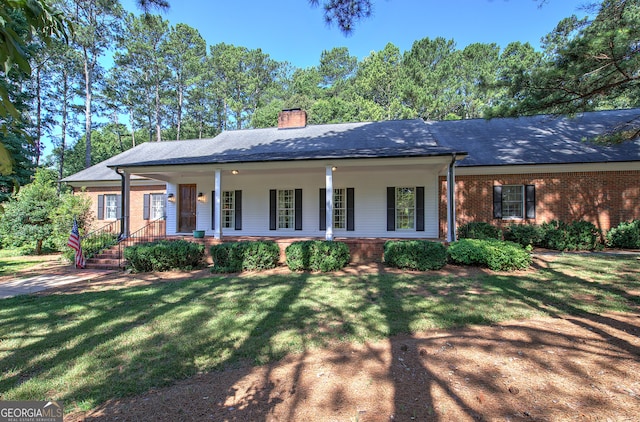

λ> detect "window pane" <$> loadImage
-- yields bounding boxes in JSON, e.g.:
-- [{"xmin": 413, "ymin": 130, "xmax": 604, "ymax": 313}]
[
  {"xmin": 105, "ymin": 194, "xmax": 117, "ymax": 220},
  {"xmin": 222, "ymin": 191, "xmax": 235, "ymax": 228},
  {"xmin": 396, "ymin": 187, "xmax": 415, "ymax": 230},
  {"xmin": 150, "ymin": 194, "xmax": 165, "ymax": 220},
  {"xmin": 502, "ymin": 185, "xmax": 524, "ymax": 218},
  {"xmin": 333, "ymin": 188, "xmax": 345, "ymax": 229},
  {"xmin": 278, "ymin": 189, "xmax": 294, "ymax": 229}
]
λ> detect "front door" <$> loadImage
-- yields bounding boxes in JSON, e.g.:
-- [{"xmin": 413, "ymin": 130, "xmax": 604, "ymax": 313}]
[{"xmin": 178, "ymin": 184, "xmax": 197, "ymax": 233}]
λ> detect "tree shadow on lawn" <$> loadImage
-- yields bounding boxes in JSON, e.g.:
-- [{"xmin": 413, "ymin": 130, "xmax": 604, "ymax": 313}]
[{"xmin": 2, "ymin": 257, "xmax": 639, "ymax": 421}]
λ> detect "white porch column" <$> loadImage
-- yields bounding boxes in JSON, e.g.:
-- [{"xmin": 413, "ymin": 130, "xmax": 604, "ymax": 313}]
[
  {"xmin": 214, "ymin": 169, "xmax": 222, "ymax": 240},
  {"xmin": 123, "ymin": 170, "xmax": 131, "ymax": 238},
  {"xmin": 325, "ymin": 165, "xmax": 334, "ymax": 241},
  {"xmin": 446, "ymin": 156, "xmax": 457, "ymax": 242}
]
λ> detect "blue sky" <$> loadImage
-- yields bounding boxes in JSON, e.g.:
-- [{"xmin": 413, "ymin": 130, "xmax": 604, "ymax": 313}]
[{"xmin": 122, "ymin": 0, "xmax": 589, "ymax": 68}]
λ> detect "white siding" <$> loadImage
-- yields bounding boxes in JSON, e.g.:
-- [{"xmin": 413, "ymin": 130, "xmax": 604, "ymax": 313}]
[{"xmin": 165, "ymin": 168, "xmax": 441, "ymax": 239}]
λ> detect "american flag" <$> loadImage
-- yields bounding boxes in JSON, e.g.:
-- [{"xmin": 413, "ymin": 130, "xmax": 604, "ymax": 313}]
[{"xmin": 67, "ymin": 218, "xmax": 85, "ymax": 269}]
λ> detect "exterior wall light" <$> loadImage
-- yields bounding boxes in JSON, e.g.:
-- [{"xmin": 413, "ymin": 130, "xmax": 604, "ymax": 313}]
[
  {"xmin": 167, "ymin": 193, "xmax": 175, "ymax": 202},
  {"xmin": 197, "ymin": 192, "xmax": 205, "ymax": 202},
  {"xmin": 232, "ymin": 170, "xmax": 239, "ymax": 175}
]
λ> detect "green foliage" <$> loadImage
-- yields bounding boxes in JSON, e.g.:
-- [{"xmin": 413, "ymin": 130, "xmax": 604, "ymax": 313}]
[
  {"xmin": 124, "ymin": 239, "xmax": 205, "ymax": 272},
  {"xmin": 210, "ymin": 241, "xmax": 280, "ymax": 273},
  {"xmin": 285, "ymin": 240, "xmax": 350, "ymax": 272},
  {"xmin": 49, "ymin": 189, "xmax": 92, "ymax": 252},
  {"xmin": 383, "ymin": 240, "xmax": 447, "ymax": 271},
  {"xmin": 606, "ymin": 220, "xmax": 640, "ymax": 249},
  {"xmin": 0, "ymin": 169, "xmax": 60, "ymax": 254},
  {"xmin": 503, "ymin": 224, "xmax": 544, "ymax": 247},
  {"xmin": 447, "ymin": 239, "xmax": 532, "ymax": 271},
  {"xmin": 540, "ymin": 220, "xmax": 603, "ymax": 251},
  {"xmin": 458, "ymin": 221, "xmax": 502, "ymax": 240}
]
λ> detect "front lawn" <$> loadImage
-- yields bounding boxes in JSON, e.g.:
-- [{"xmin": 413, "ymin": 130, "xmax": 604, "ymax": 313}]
[{"xmin": 0, "ymin": 254, "xmax": 638, "ymax": 413}]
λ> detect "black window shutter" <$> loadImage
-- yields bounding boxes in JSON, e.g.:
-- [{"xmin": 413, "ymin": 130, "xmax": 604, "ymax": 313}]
[
  {"xmin": 294, "ymin": 188, "xmax": 303, "ymax": 231},
  {"xmin": 116, "ymin": 194, "xmax": 122, "ymax": 219},
  {"xmin": 211, "ymin": 190, "xmax": 215, "ymax": 230},
  {"xmin": 97, "ymin": 195, "xmax": 104, "ymax": 220},
  {"xmin": 387, "ymin": 187, "xmax": 396, "ymax": 231},
  {"xmin": 269, "ymin": 189, "xmax": 276, "ymax": 230},
  {"xmin": 319, "ymin": 188, "xmax": 326, "ymax": 230},
  {"xmin": 525, "ymin": 185, "xmax": 536, "ymax": 219},
  {"xmin": 493, "ymin": 186, "xmax": 503, "ymax": 219},
  {"xmin": 235, "ymin": 190, "xmax": 242, "ymax": 230},
  {"xmin": 347, "ymin": 187, "xmax": 355, "ymax": 231},
  {"xmin": 143, "ymin": 194, "xmax": 150, "ymax": 220},
  {"xmin": 416, "ymin": 186, "xmax": 425, "ymax": 231}
]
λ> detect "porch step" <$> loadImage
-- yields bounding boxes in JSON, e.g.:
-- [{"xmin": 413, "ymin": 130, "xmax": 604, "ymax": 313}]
[{"xmin": 85, "ymin": 244, "xmax": 123, "ymax": 270}]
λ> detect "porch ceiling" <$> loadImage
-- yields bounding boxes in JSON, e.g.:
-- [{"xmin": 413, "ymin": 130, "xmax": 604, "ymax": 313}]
[{"xmin": 120, "ymin": 156, "xmax": 461, "ymax": 182}]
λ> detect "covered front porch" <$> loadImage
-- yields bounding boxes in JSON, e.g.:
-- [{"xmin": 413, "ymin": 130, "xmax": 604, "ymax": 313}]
[{"xmin": 114, "ymin": 155, "xmax": 463, "ymax": 245}]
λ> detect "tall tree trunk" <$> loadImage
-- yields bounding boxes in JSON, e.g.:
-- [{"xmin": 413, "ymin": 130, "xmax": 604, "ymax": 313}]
[
  {"xmin": 35, "ymin": 66, "xmax": 42, "ymax": 167},
  {"xmin": 58, "ymin": 71, "xmax": 68, "ymax": 193},
  {"xmin": 176, "ymin": 86, "xmax": 183, "ymax": 140},
  {"xmin": 83, "ymin": 48, "xmax": 92, "ymax": 168},
  {"xmin": 155, "ymin": 80, "xmax": 161, "ymax": 141},
  {"xmin": 129, "ymin": 108, "xmax": 136, "ymax": 147}
]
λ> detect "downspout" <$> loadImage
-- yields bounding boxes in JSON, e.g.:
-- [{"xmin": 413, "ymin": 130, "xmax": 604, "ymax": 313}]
[
  {"xmin": 115, "ymin": 168, "xmax": 126, "ymax": 241},
  {"xmin": 447, "ymin": 154, "xmax": 457, "ymax": 242}
]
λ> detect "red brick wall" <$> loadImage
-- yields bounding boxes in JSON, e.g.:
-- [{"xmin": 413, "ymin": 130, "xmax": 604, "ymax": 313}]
[
  {"xmin": 439, "ymin": 170, "xmax": 640, "ymax": 238},
  {"xmin": 74, "ymin": 185, "xmax": 166, "ymax": 233}
]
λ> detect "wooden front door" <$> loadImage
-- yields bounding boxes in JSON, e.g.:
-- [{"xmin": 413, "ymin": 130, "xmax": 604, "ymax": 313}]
[{"xmin": 178, "ymin": 184, "xmax": 197, "ymax": 233}]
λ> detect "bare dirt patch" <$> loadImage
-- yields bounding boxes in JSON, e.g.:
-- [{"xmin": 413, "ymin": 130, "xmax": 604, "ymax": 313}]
[
  {"xmin": 10, "ymin": 255, "xmax": 639, "ymax": 421},
  {"xmin": 66, "ymin": 312, "xmax": 640, "ymax": 422}
]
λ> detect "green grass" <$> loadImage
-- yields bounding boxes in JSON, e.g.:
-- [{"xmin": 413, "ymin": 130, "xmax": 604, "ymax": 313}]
[
  {"xmin": 0, "ymin": 254, "xmax": 638, "ymax": 413},
  {"xmin": 0, "ymin": 251, "xmax": 57, "ymax": 276}
]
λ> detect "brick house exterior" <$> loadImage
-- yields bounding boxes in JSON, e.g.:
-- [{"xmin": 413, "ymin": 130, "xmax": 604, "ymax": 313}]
[{"xmin": 439, "ymin": 170, "xmax": 640, "ymax": 238}]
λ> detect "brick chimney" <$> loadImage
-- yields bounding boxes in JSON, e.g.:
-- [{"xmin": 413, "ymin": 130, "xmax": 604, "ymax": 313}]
[{"xmin": 278, "ymin": 108, "xmax": 307, "ymax": 129}]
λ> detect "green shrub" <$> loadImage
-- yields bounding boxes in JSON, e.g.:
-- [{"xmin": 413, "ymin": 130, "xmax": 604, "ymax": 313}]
[
  {"xmin": 540, "ymin": 220, "xmax": 602, "ymax": 251},
  {"xmin": 503, "ymin": 224, "xmax": 544, "ymax": 248},
  {"xmin": 383, "ymin": 240, "xmax": 447, "ymax": 271},
  {"xmin": 210, "ymin": 241, "xmax": 280, "ymax": 273},
  {"xmin": 606, "ymin": 220, "xmax": 640, "ymax": 249},
  {"xmin": 458, "ymin": 222, "xmax": 502, "ymax": 240},
  {"xmin": 447, "ymin": 238, "xmax": 532, "ymax": 271},
  {"xmin": 285, "ymin": 240, "xmax": 350, "ymax": 272},
  {"xmin": 124, "ymin": 240, "xmax": 205, "ymax": 272}
]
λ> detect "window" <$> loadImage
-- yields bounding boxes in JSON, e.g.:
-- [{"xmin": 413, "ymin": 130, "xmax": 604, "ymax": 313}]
[
  {"xmin": 333, "ymin": 188, "xmax": 346, "ymax": 229},
  {"xmin": 493, "ymin": 185, "xmax": 536, "ymax": 219},
  {"xmin": 502, "ymin": 185, "xmax": 523, "ymax": 218},
  {"xmin": 319, "ymin": 188, "xmax": 354, "ymax": 232},
  {"xmin": 222, "ymin": 191, "xmax": 235, "ymax": 229},
  {"xmin": 278, "ymin": 189, "xmax": 295, "ymax": 229},
  {"xmin": 143, "ymin": 193, "xmax": 166, "ymax": 220},
  {"xmin": 105, "ymin": 194, "xmax": 118, "ymax": 220},
  {"xmin": 150, "ymin": 194, "xmax": 165, "ymax": 220},
  {"xmin": 211, "ymin": 190, "xmax": 242, "ymax": 230},
  {"xmin": 386, "ymin": 186, "xmax": 424, "ymax": 232},
  {"xmin": 395, "ymin": 187, "xmax": 415, "ymax": 230},
  {"xmin": 270, "ymin": 189, "xmax": 301, "ymax": 231}
]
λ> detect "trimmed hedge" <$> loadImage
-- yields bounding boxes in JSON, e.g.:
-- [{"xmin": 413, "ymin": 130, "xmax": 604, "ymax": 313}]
[
  {"xmin": 383, "ymin": 240, "xmax": 447, "ymax": 271},
  {"xmin": 447, "ymin": 238, "xmax": 532, "ymax": 271},
  {"xmin": 124, "ymin": 239, "xmax": 205, "ymax": 272},
  {"xmin": 210, "ymin": 241, "xmax": 280, "ymax": 273},
  {"xmin": 540, "ymin": 220, "xmax": 602, "ymax": 251},
  {"xmin": 503, "ymin": 224, "xmax": 544, "ymax": 248},
  {"xmin": 458, "ymin": 222, "xmax": 502, "ymax": 240},
  {"xmin": 285, "ymin": 240, "xmax": 350, "ymax": 272},
  {"xmin": 606, "ymin": 220, "xmax": 640, "ymax": 249}
]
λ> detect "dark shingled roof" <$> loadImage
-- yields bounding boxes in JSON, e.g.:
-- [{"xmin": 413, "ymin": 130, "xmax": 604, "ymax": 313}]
[
  {"xmin": 428, "ymin": 108, "xmax": 640, "ymax": 167},
  {"xmin": 62, "ymin": 109, "xmax": 640, "ymax": 183}
]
